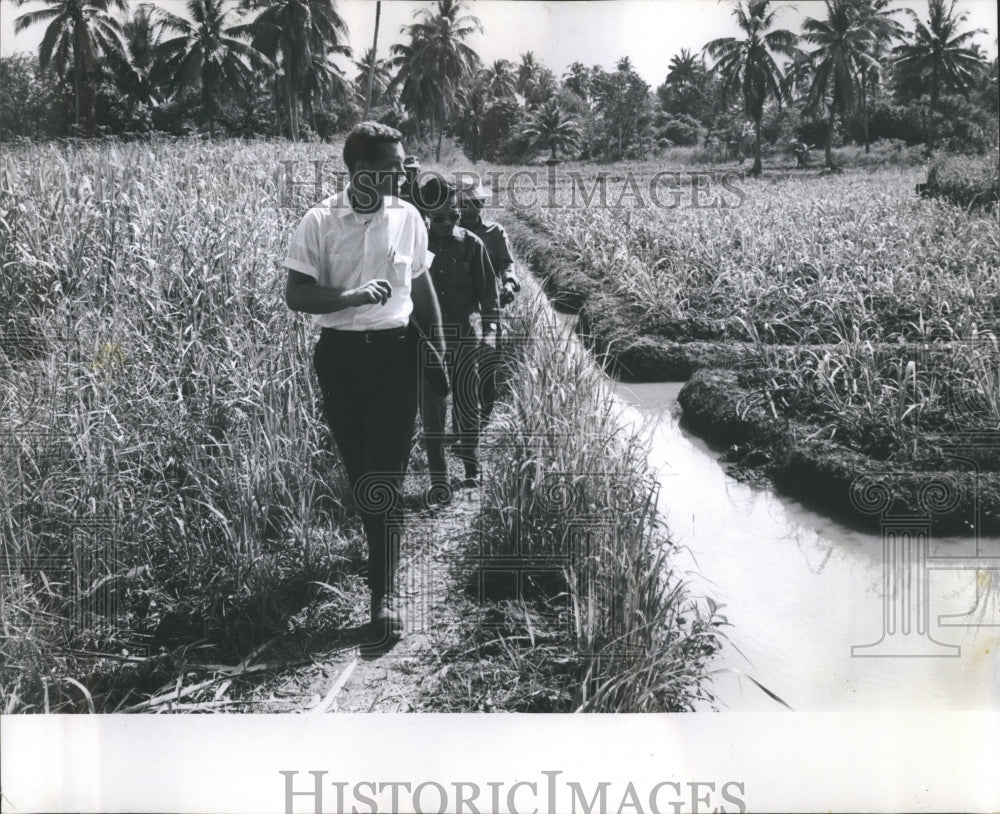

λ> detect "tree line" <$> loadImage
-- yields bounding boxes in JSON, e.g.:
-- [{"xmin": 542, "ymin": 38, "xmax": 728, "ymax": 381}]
[{"xmin": 2, "ymin": 0, "xmax": 997, "ymax": 172}]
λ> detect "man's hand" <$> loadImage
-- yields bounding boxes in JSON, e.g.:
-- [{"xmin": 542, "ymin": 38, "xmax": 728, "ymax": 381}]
[
  {"xmin": 481, "ymin": 331, "xmax": 497, "ymax": 350},
  {"xmin": 349, "ymin": 279, "xmax": 393, "ymax": 306},
  {"xmin": 499, "ymin": 279, "xmax": 520, "ymax": 307}
]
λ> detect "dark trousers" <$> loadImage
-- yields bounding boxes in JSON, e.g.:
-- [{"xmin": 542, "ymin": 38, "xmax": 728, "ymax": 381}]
[
  {"xmin": 313, "ymin": 328, "xmax": 418, "ymax": 604},
  {"xmin": 421, "ymin": 337, "xmax": 482, "ymax": 482},
  {"xmin": 478, "ymin": 335, "xmax": 502, "ymax": 427}
]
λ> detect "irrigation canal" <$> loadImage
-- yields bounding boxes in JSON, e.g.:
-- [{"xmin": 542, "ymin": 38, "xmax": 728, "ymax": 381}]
[{"xmin": 613, "ymin": 380, "xmax": 1000, "ymax": 711}]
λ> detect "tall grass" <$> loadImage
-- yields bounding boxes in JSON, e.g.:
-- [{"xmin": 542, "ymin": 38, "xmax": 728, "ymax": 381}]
[
  {"xmin": 1, "ymin": 138, "xmax": 356, "ymax": 711},
  {"xmin": 466, "ymin": 292, "xmax": 722, "ymax": 711},
  {"xmin": 519, "ymin": 165, "xmax": 1000, "ymax": 464}
]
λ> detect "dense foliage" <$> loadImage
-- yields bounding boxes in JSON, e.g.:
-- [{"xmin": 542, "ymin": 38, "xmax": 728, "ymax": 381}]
[{"xmin": 3, "ymin": 0, "xmax": 996, "ymax": 164}]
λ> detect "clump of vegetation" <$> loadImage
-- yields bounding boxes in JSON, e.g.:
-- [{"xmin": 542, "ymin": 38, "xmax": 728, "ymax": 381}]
[
  {"xmin": 0, "ymin": 139, "xmax": 361, "ymax": 712},
  {"xmin": 923, "ymin": 154, "xmax": 1000, "ymax": 209},
  {"xmin": 423, "ymin": 292, "xmax": 724, "ymax": 712}
]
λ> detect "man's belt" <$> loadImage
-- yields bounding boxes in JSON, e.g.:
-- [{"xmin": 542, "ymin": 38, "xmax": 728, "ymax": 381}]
[{"xmin": 321, "ymin": 326, "xmax": 410, "ymax": 343}]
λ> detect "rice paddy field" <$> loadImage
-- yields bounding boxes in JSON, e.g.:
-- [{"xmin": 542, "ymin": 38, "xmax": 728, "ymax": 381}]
[
  {"xmin": 0, "ymin": 138, "xmax": 722, "ymax": 713},
  {"xmin": 2, "ymin": 136, "xmax": 997, "ymax": 712},
  {"xmin": 511, "ymin": 157, "xmax": 1000, "ymax": 529}
]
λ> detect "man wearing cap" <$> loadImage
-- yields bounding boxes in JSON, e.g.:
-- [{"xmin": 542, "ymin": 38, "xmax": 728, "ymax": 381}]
[
  {"xmin": 457, "ymin": 178, "xmax": 520, "ymax": 425},
  {"xmin": 417, "ymin": 177, "xmax": 499, "ymax": 501},
  {"xmin": 284, "ymin": 122, "xmax": 445, "ymax": 650},
  {"xmin": 398, "ymin": 155, "xmax": 422, "ymax": 208}
]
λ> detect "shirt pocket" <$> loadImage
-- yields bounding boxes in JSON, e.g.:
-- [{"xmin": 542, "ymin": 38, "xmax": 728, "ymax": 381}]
[{"xmin": 389, "ymin": 254, "xmax": 412, "ymax": 288}]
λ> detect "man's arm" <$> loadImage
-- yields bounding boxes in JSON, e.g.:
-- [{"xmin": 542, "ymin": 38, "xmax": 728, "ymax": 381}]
[
  {"xmin": 409, "ymin": 270, "xmax": 445, "ymax": 357},
  {"xmin": 470, "ymin": 240, "xmax": 500, "ymax": 341},
  {"xmin": 491, "ymin": 225, "xmax": 519, "ymax": 289},
  {"xmin": 285, "ymin": 269, "xmax": 391, "ymax": 313}
]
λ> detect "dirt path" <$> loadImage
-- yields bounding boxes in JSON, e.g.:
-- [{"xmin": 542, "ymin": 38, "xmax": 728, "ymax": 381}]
[{"xmin": 236, "ymin": 475, "xmax": 482, "ymax": 714}]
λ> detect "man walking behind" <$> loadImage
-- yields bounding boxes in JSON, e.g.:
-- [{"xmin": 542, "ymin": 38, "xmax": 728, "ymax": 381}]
[
  {"xmin": 284, "ymin": 122, "xmax": 444, "ymax": 649},
  {"xmin": 417, "ymin": 177, "xmax": 499, "ymax": 503},
  {"xmin": 457, "ymin": 178, "xmax": 520, "ymax": 426}
]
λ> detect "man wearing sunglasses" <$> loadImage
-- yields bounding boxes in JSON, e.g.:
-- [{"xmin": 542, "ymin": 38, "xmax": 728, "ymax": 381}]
[
  {"xmin": 416, "ymin": 176, "xmax": 499, "ymax": 504},
  {"xmin": 457, "ymin": 178, "xmax": 520, "ymax": 427},
  {"xmin": 284, "ymin": 122, "xmax": 445, "ymax": 651}
]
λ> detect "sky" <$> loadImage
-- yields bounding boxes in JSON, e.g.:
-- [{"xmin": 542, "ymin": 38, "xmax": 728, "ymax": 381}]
[{"xmin": 1, "ymin": 0, "xmax": 997, "ymax": 87}]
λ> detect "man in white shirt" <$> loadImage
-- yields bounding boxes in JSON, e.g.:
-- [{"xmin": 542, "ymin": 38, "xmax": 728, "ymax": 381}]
[{"xmin": 284, "ymin": 122, "xmax": 445, "ymax": 650}]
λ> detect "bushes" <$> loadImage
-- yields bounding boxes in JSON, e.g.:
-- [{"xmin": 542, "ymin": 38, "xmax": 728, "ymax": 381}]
[
  {"xmin": 656, "ymin": 113, "xmax": 701, "ymax": 146},
  {"xmin": 923, "ymin": 154, "xmax": 1000, "ymax": 209}
]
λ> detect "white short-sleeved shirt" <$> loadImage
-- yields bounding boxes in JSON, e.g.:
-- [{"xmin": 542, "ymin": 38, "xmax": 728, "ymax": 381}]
[{"xmin": 284, "ymin": 190, "xmax": 432, "ymax": 330}]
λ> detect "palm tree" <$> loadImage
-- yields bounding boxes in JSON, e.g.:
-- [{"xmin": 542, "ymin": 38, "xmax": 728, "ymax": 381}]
[
  {"xmin": 13, "ymin": 0, "xmax": 128, "ymax": 136},
  {"xmin": 563, "ymin": 61, "xmax": 592, "ymax": 104},
  {"xmin": 154, "ymin": 0, "xmax": 272, "ymax": 139},
  {"xmin": 853, "ymin": 0, "xmax": 903, "ymax": 152},
  {"xmin": 301, "ymin": 48, "xmax": 349, "ymax": 132},
  {"xmin": 453, "ymin": 77, "xmax": 490, "ymax": 160},
  {"xmin": 389, "ymin": 0, "xmax": 482, "ymax": 161},
  {"xmin": 893, "ymin": 0, "xmax": 987, "ymax": 150},
  {"xmin": 802, "ymin": 0, "xmax": 878, "ymax": 170},
  {"xmin": 111, "ymin": 4, "xmax": 162, "ymax": 108},
  {"xmin": 666, "ymin": 48, "xmax": 703, "ymax": 90},
  {"xmin": 238, "ymin": 0, "xmax": 350, "ymax": 140},
  {"xmin": 361, "ymin": 0, "xmax": 380, "ymax": 119},
  {"xmin": 705, "ymin": 0, "xmax": 799, "ymax": 176},
  {"xmin": 521, "ymin": 99, "xmax": 580, "ymax": 161},
  {"xmin": 479, "ymin": 59, "xmax": 517, "ymax": 101},
  {"xmin": 354, "ymin": 47, "xmax": 392, "ymax": 109},
  {"xmin": 516, "ymin": 50, "xmax": 540, "ymax": 101},
  {"xmin": 662, "ymin": 47, "xmax": 709, "ymax": 117}
]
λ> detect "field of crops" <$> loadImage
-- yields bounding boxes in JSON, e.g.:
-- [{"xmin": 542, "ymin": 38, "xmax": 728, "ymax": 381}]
[
  {"xmin": 1, "ymin": 138, "xmax": 723, "ymax": 712},
  {"xmin": 518, "ymin": 162, "xmax": 1000, "ymax": 467}
]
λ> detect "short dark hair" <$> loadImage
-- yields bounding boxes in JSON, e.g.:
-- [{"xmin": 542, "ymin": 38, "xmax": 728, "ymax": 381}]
[
  {"xmin": 343, "ymin": 121, "xmax": 403, "ymax": 171},
  {"xmin": 415, "ymin": 175, "xmax": 456, "ymax": 213}
]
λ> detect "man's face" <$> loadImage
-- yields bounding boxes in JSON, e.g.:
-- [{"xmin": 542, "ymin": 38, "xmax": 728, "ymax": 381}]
[
  {"xmin": 458, "ymin": 195, "xmax": 483, "ymax": 229},
  {"xmin": 428, "ymin": 194, "xmax": 460, "ymax": 240},
  {"xmin": 353, "ymin": 141, "xmax": 405, "ymax": 206}
]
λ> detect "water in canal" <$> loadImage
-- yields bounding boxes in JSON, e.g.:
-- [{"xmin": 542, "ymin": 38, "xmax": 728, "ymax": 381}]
[{"xmin": 613, "ymin": 381, "xmax": 1000, "ymax": 712}]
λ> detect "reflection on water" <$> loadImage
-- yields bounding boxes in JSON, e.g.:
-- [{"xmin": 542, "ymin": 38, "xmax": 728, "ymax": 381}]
[{"xmin": 613, "ymin": 381, "xmax": 1000, "ymax": 712}]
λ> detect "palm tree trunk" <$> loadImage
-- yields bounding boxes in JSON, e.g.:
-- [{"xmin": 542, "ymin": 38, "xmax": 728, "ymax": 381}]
[
  {"xmin": 752, "ymin": 117, "xmax": 762, "ymax": 177},
  {"xmin": 861, "ymin": 70, "xmax": 870, "ymax": 153},
  {"xmin": 204, "ymin": 80, "xmax": 216, "ymax": 140},
  {"xmin": 74, "ymin": 49, "xmax": 82, "ymax": 133},
  {"xmin": 273, "ymin": 77, "xmax": 282, "ymax": 138},
  {"xmin": 287, "ymin": 72, "xmax": 296, "ymax": 140},
  {"xmin": 436, "ymin": 115, "xmax": 444, "ymax": 162},
  {"xmin": 826, "ymin": 105, "xmax": 836, "ymax": 169},
  {"xmin": 928, "ymin": 67, "xmax": 939, "ymax": 151},
  {"xmin": 73, "ymin": 19, "xmax": 86, "ymax": 134},
  {"xmin": 363, "ymin": 1, "xmax": 381, "ymax": 120}
]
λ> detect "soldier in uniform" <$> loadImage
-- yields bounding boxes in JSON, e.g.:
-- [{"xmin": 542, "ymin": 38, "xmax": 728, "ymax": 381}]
[
  {"xmin": 417, "ymin": 177, "xmax": 499, "ymax": 503},
  {"xmin": 457, "ymin": 178, "xmax": 520, "ymax": 426}
]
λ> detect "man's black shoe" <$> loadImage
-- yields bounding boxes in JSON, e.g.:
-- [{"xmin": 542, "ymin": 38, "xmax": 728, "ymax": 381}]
[
  {"xmin": 361, "ymin": 597, "xmax": 403, "ymax": 657},
  {"xmin": 424, "ymin": 479, "xmax": 453, "ymax": 509}
]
